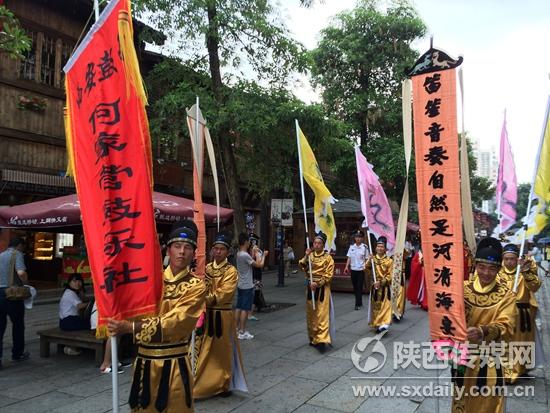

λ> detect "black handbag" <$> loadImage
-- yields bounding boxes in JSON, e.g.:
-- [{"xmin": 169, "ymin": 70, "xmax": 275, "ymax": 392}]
[{"xmin": 5, "ymin": 251, "xmax": 31, "ymax": 301}]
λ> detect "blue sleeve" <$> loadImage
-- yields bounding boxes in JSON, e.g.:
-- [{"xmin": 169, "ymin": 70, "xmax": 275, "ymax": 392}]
[{"xmin": 15, "ymin": 251, "xmax": 26, "ymax": 272}]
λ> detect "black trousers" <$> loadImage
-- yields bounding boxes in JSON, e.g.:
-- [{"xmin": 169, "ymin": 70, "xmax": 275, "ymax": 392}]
[
  {"xmin": 0, "ymin": 289, "xmax": 26, "ymax": 360},
  {"xmin": 350, "ymin": 270, "xmax": 365, "ymax": 307}
]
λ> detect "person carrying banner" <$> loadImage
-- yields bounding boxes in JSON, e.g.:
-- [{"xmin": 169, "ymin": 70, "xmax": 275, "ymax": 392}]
[
  {"xmin": 344, "ymin": 230, "xmax": 369, "ymax": 310},
  {"xmin": 108, "ymin": 221, "xmax": 206, "ymax": 413},
  {"xmin": 451, "ymin": 237, "xmax": 517, "ymax": 413},
  {"xmin": 498, "ymin": 243, "xmax": 541, "ymax": 383},
  {"xmin": 193, "ymin": 231, "xmax": 247, "ymax": 399},
  {"xmin": 366, "ymin": 236, "xmax": 393, "ymax": 333},
  {"xmin": 299, "ymin": 232, "xmax": 334, "ymax": 353}
]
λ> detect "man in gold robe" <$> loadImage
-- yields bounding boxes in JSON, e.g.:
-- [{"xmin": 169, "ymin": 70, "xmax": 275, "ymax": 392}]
[
  {"xmin": 193, "ymin": 231, "xmax": 247, "ymax": 398},
  {"xmin": 366, "ymin": 236, "xmax": 393, "ymax": 333},
  {"xmin": 452, "ymin": 237, "xmax": 517, "ymax": 413},
  {"xmin": 109, "ymin": 221, "xmax": 206, "ymax": 413},
  {"xmin": 299, "ymin": 232, "xmax": 334, "ymax": 353},
  {"xmin": 499, "ymin": 243, "xmax": 541, "ymax": 383}
]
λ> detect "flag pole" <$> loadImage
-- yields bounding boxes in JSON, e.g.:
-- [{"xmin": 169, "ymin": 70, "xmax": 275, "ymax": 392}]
[
  {"xmin": 513, "ymin": 96, "xmax": 550, "ymax": 292},
  {"xmin": 95, "ymin": 2, "xmax": 118, "ymax": 409},
  {"xmin": 93, "ymin": 0, "xmax": 100, "ymax": 21},
  {"xmin": 495, "ymin": 110, "xmax": 506, "ymax": 236},
  {"xmin": 296, "ymin": 119, "xmax": 316, "ymax": 309},
  {"xmin": 190, "ymin": 95, "xmax": 200, "ymax": 373}
]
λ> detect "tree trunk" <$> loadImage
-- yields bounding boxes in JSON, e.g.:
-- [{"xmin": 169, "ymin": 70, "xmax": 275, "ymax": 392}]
[{"xmin": 206, "ymin": 2, "xmax": 247, "ymax": 236}]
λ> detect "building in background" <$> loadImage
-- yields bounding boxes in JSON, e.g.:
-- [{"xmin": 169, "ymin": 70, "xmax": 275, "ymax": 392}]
[{"xmin": 475, "ymin": 143, "xmax": 498, "ymax": 214}]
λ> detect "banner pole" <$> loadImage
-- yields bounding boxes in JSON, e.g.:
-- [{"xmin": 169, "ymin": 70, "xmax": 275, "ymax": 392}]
[
  {"xmin": 93, "ymin": 0, "xmax": 99, "ymax": 21},
  {"xmin": 111, "ymin": 336, "xmax": 119, "ymax": 413},
  {"xmin": 296, "ymin": 119, "xmax": 316, "ymax": 309},
  {"xmin": 513, "ymin": 96, "xmax": 550, "ymax": 292},
  {"xmin": 190, "ymin": 95, "xmax": 200, "ymax": 373}
]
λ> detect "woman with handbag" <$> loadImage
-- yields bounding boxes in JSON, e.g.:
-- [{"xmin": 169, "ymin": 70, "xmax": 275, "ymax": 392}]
[{"xmin": 0, "ymin": 238, "xmax": 31, "ymax": 368}]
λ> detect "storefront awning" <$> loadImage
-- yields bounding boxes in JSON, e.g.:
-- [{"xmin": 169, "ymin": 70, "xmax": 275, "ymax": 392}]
[{"xmin": 0, "ymin": 192, "xmax": 233, "ymax": 229}]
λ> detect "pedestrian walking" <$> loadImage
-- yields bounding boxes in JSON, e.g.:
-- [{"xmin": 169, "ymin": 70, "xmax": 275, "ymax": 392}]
[{"xmin": 343, "ymin": 230, "xmax": 369, "ymax": 310}]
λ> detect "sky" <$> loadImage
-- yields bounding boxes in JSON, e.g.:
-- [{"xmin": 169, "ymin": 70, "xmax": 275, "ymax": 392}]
[{"xmin": 279, "ymin": 0, "xmax": 550, "ymax": 183}]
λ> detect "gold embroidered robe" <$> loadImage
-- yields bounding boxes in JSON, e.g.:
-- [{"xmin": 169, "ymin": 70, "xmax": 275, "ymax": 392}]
[
  {"xmin": 499, "ymin": 257, "xmax": 541, "ymax": 383},
  {"xmin": 452, "ymin": 275, "xmax": 517, "ymax": 413},
  {"xmin": 129, "ymin": 266, "xmax": 206, "ymax": 413},
  {"xmin": 299, "ymin": 251, "xmax": 334, "ymax": 345},
  {"xmin": 366, "ymin": 255, "xmax": 393, "ymax": 328},
  {"xmin": 194, "ymin": 259, "xmax": 246, "ymax": 398}
]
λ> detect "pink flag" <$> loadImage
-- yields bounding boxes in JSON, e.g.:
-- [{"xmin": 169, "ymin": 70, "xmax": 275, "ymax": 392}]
[
  {"xmin": 496, "ymin": 113, "xmax": 517, "ymax": 232},
  {"xmin": 355, "ymin": 146, "xmax": 395, "ymax": 250}
]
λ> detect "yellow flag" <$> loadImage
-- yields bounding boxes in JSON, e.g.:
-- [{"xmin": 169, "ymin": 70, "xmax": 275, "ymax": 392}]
[
  {"xmin": 526, "ymin": 102, "xmax": 550, "ymax": 236},
  {"xmin": 298, "ymin": 127, "xmax": 337, "ymax": 250}
]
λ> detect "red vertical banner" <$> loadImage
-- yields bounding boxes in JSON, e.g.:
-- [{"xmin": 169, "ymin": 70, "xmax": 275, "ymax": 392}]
[
  {"xmin": 64, "ymin": 0, "xmax": 162, "ymax": 336},
  {"xmin": 410, "ymin": 49, "xmax": 467, "ymax": 343}
]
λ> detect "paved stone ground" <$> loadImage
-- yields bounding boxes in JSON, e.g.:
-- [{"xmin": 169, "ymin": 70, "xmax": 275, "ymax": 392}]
[{"xmin": 1, "ymin": 268, "xmax": 549, "ymax": 412}]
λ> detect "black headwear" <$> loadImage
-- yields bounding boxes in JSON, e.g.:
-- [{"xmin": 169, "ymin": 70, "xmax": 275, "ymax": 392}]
[
  {"xmin": 213, "ymin": 231, "xmax": 232, "ymax": 249},
  {"xmin": 314, "ymin": 231, "xmax": 327, "ymax": 243},
  {"xmin": 167, "ymin": 219, "xmax": 198, "ymax": 247},
  {"xmin": 353, "ymin": 230, "xmax": 365, "ymax": 238},
  {"xmin": 502, "ymin": 243, "xmax": 520, "ymax": 256},
  {"xmin": 377, "ymin": 236, "xmax": 387, "ymax": 247},
  {"xmin": 475, "ymin": 237, "xmax": 503, "ymax": 265}
]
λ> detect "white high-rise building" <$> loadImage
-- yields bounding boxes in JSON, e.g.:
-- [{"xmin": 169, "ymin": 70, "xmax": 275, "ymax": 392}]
[{"xmin": 474, "ymin": 143, "xmax": 498, "ymax": 214}]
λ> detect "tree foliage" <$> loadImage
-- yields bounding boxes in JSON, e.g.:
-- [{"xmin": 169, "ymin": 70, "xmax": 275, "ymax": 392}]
[
  {"xmin": 134, "ymin": 0, "xmax": 311, "ymax": 233},
  {"xmin": 134, "ymin": 0, "xmax": 308, "ymax": 85},
  {"xmin": 0, "ymin": 6, "xmax": 31, "ymax": 59},
  {"xmin": 309, "ymin": 0, "xmax": 426, "ymax": 197},
  {"xmin": 145, "ymin": 58, "xmax": 349, "ymax": 200}
]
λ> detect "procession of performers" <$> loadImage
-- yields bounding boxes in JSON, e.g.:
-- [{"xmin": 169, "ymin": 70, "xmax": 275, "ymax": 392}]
[{"xmin": 105, "ymin": 218, "xmax": 543, "ymax": 412}]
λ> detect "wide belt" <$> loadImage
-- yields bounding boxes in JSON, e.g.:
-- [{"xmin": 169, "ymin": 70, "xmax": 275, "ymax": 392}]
[{"xmin": 137, "ymin": 342, "xmax": 189, "ymax": 360}]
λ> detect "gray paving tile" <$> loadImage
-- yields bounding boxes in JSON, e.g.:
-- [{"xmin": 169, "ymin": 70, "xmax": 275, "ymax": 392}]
[
  {"xmin": 296, "ymin": 356, "xmax": 353, "ymax": 383},
  {"xmin": 307, "ymin": 376, "xmax": 375, "ymax": 412},
  {"xmin": 236, "ymin": 376, "xmax": 327, "ymax": 413},
  {"xmin": 0, "ymin": 390, "xmax": 83, "ymax": 413}
]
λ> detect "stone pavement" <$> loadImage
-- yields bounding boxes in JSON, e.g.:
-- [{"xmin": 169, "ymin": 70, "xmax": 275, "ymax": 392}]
[{"xmin": 1, "ymin": 269, "xmax": 549, "ymax": 412}]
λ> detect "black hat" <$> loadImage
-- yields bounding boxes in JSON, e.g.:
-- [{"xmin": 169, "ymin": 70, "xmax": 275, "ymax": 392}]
[
  {"xmin": 167, "ymin": 219, "xmax": 198, "ymax": 247},
  {"xmin": 353, "ymin": 230, "xmax": 365, "ymax": 238},
  {"xmin": 377, "ymin": 236, "xmax": 387, "ymax": 247},
  {"xmin": 213, "ymin": 231, "xmax": 232, "ymax": 249},
  {"xmin": 475, "ymin": 237, "xmax": 502, "ymax": 265},
  {"xmin": 249, "ymin": 233, "xmax": 260, "ymax": 242},
  {"xmin": 502, "ymin": 243, "xmax": 520, "ymax": 256},
  {"xmin": 314, "ymin": 231, "xmax": 327, "ymax": 243}
]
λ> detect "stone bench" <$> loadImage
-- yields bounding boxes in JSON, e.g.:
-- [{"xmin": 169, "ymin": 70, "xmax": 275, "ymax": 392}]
[{"xmin": 37, "ymin": 328, "xmax": 104, "ymax": 365}]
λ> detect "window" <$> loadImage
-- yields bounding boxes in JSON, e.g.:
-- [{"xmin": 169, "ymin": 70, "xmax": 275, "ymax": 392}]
[
  {"xmin": 40, "ymin": 34, "xmax": 56, "ymax": 87},
  {"xmin": 18, "ymin": 29, "xmax": 74, "ymax": 89},
  {"xmin": 55, "ymin": 233, "xmax": 74, "ymax": 258},
  {"xmin": 19, "ymin": 30, "xmax": 37, "ymax": 81}
]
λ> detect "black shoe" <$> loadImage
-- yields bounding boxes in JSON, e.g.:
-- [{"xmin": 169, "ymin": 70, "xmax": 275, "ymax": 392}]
[
  {"xmin": 355, "ymin": 306, "xmax": 360, "ymax": 310},
  {"xmin": 12, "ymin": 351, "xmax": 30, "ymax": 362},
  {"xmin": 393, "ymin": 315, "xmax": 401, "ymax": 323},
  {"xmin": 315, "ymin": 343, "xmax": 327, "ymax": 354},
  {"xmin": 219, "ymin": 391, "xmax": 232, "ymax": 398},
  {"xmin": 119, "ymin": 359, "xmax": 133, "ymax": 368}
]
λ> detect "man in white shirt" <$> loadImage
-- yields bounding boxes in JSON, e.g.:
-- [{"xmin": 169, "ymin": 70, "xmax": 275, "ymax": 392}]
[{"xmin": 344, "ymin": 230, "xmax": 369, "ymax": 310}]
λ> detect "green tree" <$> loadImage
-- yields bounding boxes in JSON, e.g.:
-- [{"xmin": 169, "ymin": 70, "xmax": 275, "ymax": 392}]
[
  {"xmin": 0, "ymin": 6, "xmax": 31, "ymax": 59},
  {"xmin": 516, "ymin": 182, "xmax": 531, "ymax": 220},
  {"xmin": 134, "ymin": 0, "xmax": 308, "ymax": 234},
  {"xmin": 310, "ymin": 0, "xmax": 426, "ymax": 192},
  {"xmin": 145, "ymin": 58, "xmax": 349, "ymax": 206}
]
